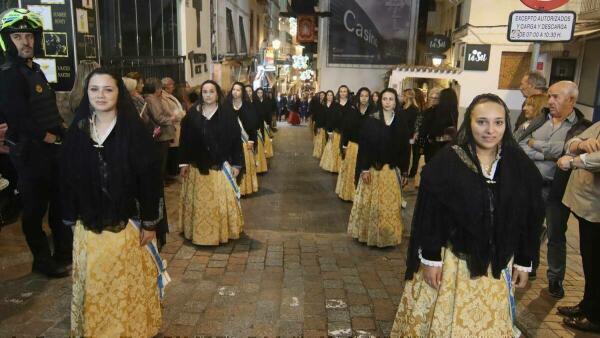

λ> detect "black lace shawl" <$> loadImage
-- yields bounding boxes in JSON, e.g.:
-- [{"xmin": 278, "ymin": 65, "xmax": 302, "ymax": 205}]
[
  {"xmin": 60, "ymin": 106, "xmax": 163, "ymax": 233},
  {"xmin": 405, "ymin": 144, "xmax": 544, "ymax": 279},
  {"xmin": 354, "ymin": 112, "xmax": 411, "ymax": 182},
  {"xmin": 179, "ymin": 104, "xmax": 243, "ymax": 174}
]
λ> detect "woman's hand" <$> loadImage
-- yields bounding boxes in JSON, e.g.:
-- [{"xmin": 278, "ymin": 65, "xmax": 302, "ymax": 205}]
[
  {"xmin": 180, "ymin": 165, "xmax": 190, "ymax": 177},
  {"xmin": 400, "ymin": 174, "xmax": 409, "ymax": 187},
  {"xmin": 361, "ymin": 171, "xmax": 371, "ymax": 185},
  {"xmin": 512, "ymin": 269, "xmax": 529, "ymax": 288},
  {"xmin": 247, "ymin": 141, "xmax": 254, "ymax": 150},
  {"xmin": 422, "ymin": 265, "xmax": 442, "ymax": 290},
  {"xmin": 140, "ymin": 229, "xmax": 156, "ymax": 246}
]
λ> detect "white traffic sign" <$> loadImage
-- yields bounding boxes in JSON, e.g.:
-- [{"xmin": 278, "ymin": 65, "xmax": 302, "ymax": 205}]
[{"xmin": 508, "ymin": 11, "xmax": 576, "ymax": 42}]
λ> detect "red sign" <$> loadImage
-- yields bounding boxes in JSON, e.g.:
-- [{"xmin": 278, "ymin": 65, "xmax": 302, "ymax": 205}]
[
  {"xmin": 521, "ymin": 0, "xmax": 569, "ymax": 11},
  {"xmin": 297, "ymin": 15, "xmax": 316, "ymax": 43}
]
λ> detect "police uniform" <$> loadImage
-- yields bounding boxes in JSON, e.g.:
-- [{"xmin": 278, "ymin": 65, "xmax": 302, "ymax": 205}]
[{"xmin": 0, "ymin": 45, "xmax": 71, "ymax": 277}]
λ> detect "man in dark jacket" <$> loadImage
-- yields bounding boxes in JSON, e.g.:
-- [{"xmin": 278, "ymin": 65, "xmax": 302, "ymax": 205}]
[
  {"xmin": 0, "ymin": 8, "xmax": 71, "ymax": 277},
  {"xmin": 516, "ymin": 81, "xmax": 591, "ymax": 297}
]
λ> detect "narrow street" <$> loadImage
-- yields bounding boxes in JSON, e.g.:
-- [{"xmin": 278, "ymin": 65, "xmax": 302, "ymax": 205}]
[
  {"xmin": 0, "ymin": 123, "xmax": 596, "ymax": 337},
  {"xmin": 0, "ymin": 123, "xmax": 414, "ymax": 337}
]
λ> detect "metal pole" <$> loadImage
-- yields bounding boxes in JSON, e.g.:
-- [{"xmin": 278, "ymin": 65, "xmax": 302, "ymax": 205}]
[{"xmin": 530, "ymin": 42, "xmax": 540, "ymax": 71}]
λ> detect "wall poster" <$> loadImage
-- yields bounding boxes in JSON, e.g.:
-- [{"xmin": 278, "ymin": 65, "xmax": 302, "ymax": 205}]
[
  {"xmin": 328, "ymin": 0, "xmax": 414, "ymax": 66},
  {"xmin": 22, "ymin": 0, "xmax": 76, "ymax": 91}
]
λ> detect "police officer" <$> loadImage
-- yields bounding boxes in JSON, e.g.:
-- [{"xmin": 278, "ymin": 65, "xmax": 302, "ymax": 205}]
[{"xmin": 0, "ymin": 8, "xmax": 71, "ymax": 277}]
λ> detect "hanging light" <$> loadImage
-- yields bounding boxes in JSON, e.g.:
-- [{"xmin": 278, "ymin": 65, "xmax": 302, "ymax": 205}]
[
  {"xmin": 432, "ymin": 56, "xmax": 443, "ymax": 67},
  {"xmin": 272, "ymin": 39, "xmax": 281, "ymax": 50}
]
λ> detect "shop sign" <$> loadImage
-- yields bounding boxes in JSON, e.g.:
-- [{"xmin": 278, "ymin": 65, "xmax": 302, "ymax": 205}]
[
  {"xmin": 297, "ymin": 15, "xmax": 315, "ymax": 43},
  {"xmin": 464, "ymin": 44, "xmax": 491, "ymax": 71},
  {"xmin": 521, "ymin": 0, "xmax": 570, "ymax": 11},
  {"xmin": 264, "ymin": 47, "xmax": 275, "ymax": 65},
  {"xmin": 426, "ymin": 35, "xmax": 450, "ymax": 54},
  {"xmin": 508, "ymin": 11, "xmax": 576, "ymax": 42}
]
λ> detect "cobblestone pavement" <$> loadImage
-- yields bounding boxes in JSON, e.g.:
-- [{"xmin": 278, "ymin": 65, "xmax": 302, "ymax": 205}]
[{"xmin": 0, "ymin": 123, "xmax": 596, "ymax": 337}]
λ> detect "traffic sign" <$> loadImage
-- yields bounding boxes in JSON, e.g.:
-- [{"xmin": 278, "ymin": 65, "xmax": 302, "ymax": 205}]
[
  {"xmin": 521, "ymin": 0, "xmax": 570, "ymax": 11},
  {"xmin": 508, "ymin": 11, "xmax": 576, "ymax": 42}
]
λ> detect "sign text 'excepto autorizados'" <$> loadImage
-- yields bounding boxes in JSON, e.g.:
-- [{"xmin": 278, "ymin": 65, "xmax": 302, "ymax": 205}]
[{"xmin": 508, "ymin": 11, "xmax": 576, "ymax": 42}]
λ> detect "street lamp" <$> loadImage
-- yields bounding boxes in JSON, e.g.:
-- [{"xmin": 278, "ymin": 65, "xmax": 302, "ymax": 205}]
[{"xmin": 272, "ymin": 39, "xmax": 281, "ymax": 50}]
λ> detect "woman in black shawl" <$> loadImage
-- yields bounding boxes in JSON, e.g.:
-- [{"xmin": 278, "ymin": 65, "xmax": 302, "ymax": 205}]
[
  {"xmin": 179, "ymin": 80, "xmax": 244, "ymax": 245},
  {"xmin": 391, "ymin": 94, "xmax": 544, "ymax": 337},
  {"xmin": 61, "ymin": 69, "xmax": 167, "ymax": 337},
  {"xmin": 347, "ymin": 88, "xmax": 410, "ymax": 247},
  {"xmin": 312, "ymin": 91, "xmax": 327, "ymax": 158},
  {"xmin": 335, "ymin": 87, "xmax": 372, "ymax": 201},
  {"xmin": 247, "ymin": 86, "xmax": 269, "ymax": 172},
  {"xmin": 226, "ymin": 82, "xmax": 260, "ymax": 196},
  {"xmin": 319, "ymin": 90, "xmax": 343, "ymax": 173}
]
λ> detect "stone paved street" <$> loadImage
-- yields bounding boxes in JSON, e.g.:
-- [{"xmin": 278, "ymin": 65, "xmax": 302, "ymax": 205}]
[{"xmin": 0, "ymin": 123, "xmax": 597, "ymax": 337}]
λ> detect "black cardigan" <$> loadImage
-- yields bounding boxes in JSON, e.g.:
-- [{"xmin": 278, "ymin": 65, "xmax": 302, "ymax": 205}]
[
  {"xmin": 228, "ymin": 101, "xmax": 259, "ymax": 144},
  {"xmin": 341, "ymin": 104, "xmax": 371, "ymax": 149},
  {"xmin": 405, "ymin": 145, "xmax": 544, "ymax": 279},
  {"xmin": 323, "ymin": 102, "xmax": 342, "ymax": 133},
  {"xmin": 355, "ymin": 112, "xmax": 411, "ymax": 181},
  {"xmin": 179, "ymin": 104, "xmax": 243, "ymax": 173},
  {"xmin": 61, "ymin": 110, "xmax": 163, "ymax": 233}
]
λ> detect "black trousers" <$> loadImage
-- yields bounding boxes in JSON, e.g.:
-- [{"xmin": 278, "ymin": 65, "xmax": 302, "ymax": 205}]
[
  {"xmin": 10, "ymin": 142, "xmax": 72, "ymax": 261},
  {"xmin": 576, "ymin": 215, "xmax": 600, "ymax": 324}
]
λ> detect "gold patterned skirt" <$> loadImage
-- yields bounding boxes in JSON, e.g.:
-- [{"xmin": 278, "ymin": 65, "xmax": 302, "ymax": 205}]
[
  {"xmin": 391, "ymin": 248, "xmax": 519, "ymax": 338},
  {"xmin": 347, "ymin": 165, "xmax": 403, "ymax": 247},
  {"xmin": 71, "ymin": 222, "xmax": 161, "ymax": 337},
  {"xmin": 240, "ymin": 142, "xmax": 259, "ymax": 196},
  {"xmin": 320, "ymin": 131, "xmax": 342, "ymax": 173},
  {"xmin": 335, "ymin": 141, "xmax": 359, "ymax": 201},
  {"xmin": 312, "ymin": 128, "xmax": 327, "ymax": 158},
  {"xmin": 265, "ymin": 133, "xmax": 274, "ymax": 158},
  {"xmin": 179, "ymin": 167, "xmax": 244, "ymax": 245},
  {"xmin": 256, "ymin": 137, "xmax": 268, "ymax": 173}
]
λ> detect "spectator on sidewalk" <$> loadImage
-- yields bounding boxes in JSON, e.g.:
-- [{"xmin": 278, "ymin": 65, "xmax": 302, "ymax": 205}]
[
  {"xmin": 515, "ymin": 71, "xmax": 547, "ymax": 130},
  {"xmin": 142, "ymin": 77, "xmax": 175, "ymax": 180},
  {"xmin": 517, "ymin": 81, "xmax": 585, "ymax": 282},
  {"xmin": 555, "ymin": 121, "xmax": 600, "ymax": 334},
  {"xmin": 161, "ymin": 77, "xmax": 186, "ymax": 180}
]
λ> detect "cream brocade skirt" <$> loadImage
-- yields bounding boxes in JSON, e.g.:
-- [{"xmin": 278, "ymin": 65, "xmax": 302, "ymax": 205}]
[
  {"xmin": 335, "ymin": 141, "xmax": 359, "ymax": 201},
  {"xmin": 256, "ymin": 137, "xmax": 268, "ymax": 173},
  {"xmin": 312, "ymin": 128, "xmax": 327, "ymax": 158},
  {"xmin": 347, "ymin": 165, "xmax": 403, "ymax": 247},
  {"xmin": 71, "ymin": 222, "xmax": 161, "ymax": 337},
  {"xmin": 179, "ymin": 167, "xmax": 244, "ymax": 245},
  {"xmin": 265, "ymin": 133, "xmax": 274, "ymax": 158},
  {"xmin": 320, "ymin": 131, "xmax": 342, "ymax": 173},
  {"xmin": 391, "ymin": 248, "xmax": 519, "ymax": 338},
  {"xmin": 240, "ymin": 142, "xmax": 259, "ymax": 196}
]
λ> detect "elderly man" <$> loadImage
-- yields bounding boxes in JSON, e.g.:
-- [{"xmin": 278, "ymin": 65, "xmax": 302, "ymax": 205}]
[
  {"xmin": 515, "ymin": 71, "xmax": 548, "ymax": 129},
  {"xmin": 517, "ymin": 81, "xmax": 589, "ymax": 294},
  {"xmin": 555, "ymin": 122, "xmax": 600, "ymax": 333},
  {"xmin": 160, "ymin": 77, "xmax": 185, "ymax": 179}
]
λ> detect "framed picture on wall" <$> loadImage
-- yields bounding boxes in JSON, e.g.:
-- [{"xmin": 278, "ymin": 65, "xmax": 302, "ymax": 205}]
[{"xmin": 43, "ymin": 32, "xmax": 69, "ymax": 57}]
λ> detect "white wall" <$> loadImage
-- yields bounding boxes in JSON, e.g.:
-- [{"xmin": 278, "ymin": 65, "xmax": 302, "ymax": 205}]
[{"xmin": 179, "ymin": 0, "xmax": 212, "ymax": 86}]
